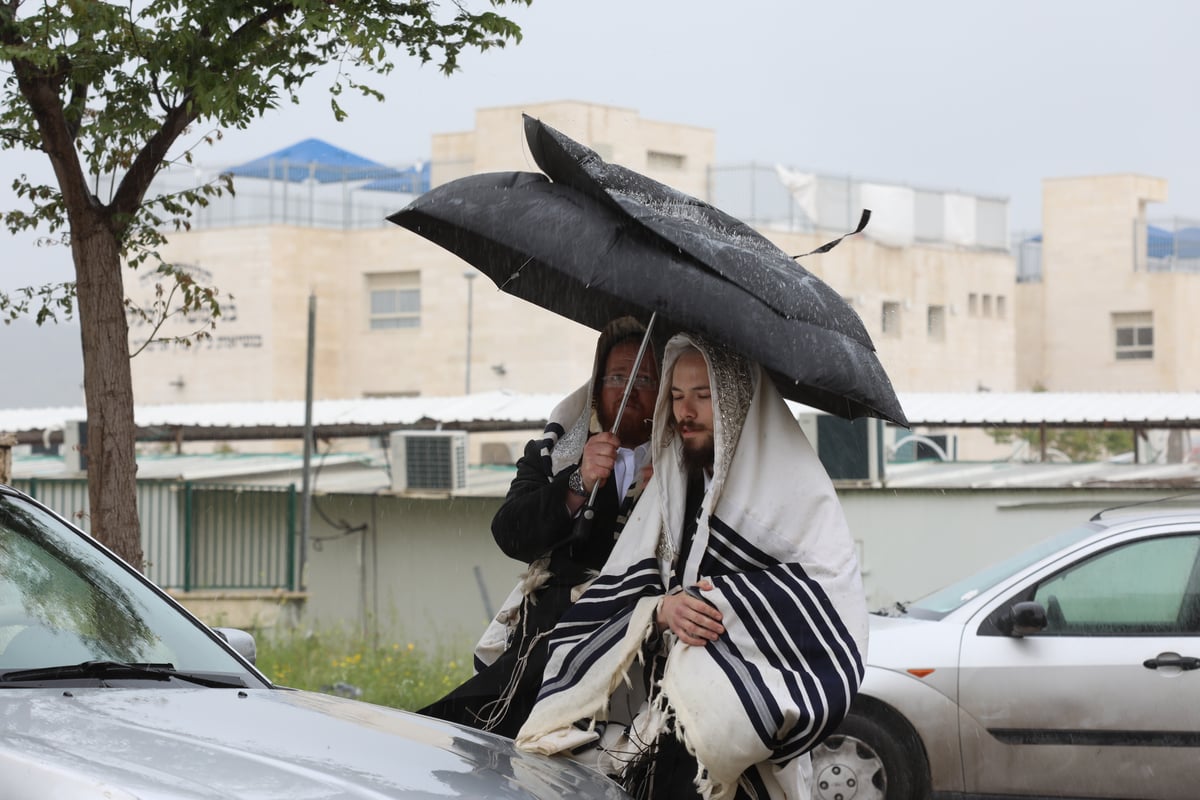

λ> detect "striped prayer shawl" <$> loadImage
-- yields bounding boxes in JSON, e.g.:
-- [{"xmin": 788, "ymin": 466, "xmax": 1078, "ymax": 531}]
[{"xmin": 517, "ymin": 336, "xmax": 868, "ymax": 800}]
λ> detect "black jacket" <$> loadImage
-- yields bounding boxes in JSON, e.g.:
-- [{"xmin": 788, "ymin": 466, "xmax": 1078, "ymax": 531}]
[{"xmin": 491, "ymin": 437, "xmax": 623, "ymax": 582}]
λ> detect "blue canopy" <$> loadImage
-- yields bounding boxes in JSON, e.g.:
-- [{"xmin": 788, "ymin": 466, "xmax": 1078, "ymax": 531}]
[
  {"xmin": 227, "ymin": 138, "xmax": 401, "ymax": 183},
  {"xmin": 359, "ymin": 162, "xmax": 431, "ymax": 194}
]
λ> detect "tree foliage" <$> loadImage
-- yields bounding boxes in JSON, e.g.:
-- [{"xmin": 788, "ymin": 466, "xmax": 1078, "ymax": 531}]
[{"xmin": 0, "ymin": 0, "xmax": 528, "ymax": 566}]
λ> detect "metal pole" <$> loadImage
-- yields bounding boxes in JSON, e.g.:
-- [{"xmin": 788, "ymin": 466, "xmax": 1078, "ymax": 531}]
[
  {"xmin": 464, "ymin": 271, "xmax": 477, "ymax": 394},
  {"xmin": 299, "ymin": 292, "xmax": 316, "ymax": 589}
]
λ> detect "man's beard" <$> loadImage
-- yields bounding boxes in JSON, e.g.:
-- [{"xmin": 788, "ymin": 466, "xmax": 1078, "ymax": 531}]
[{"xmin": 679, "ymin": 433, "xmax": 714, "ymax": 476}]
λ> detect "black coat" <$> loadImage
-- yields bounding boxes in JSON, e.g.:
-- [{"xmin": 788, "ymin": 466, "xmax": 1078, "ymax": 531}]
[{"xmin": 492, "ymin": 438, "xmax": 623, "ymax": 580}]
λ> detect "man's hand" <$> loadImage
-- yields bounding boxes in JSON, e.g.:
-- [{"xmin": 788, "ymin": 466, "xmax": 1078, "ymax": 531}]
[
  {"xmin": 565, "ymin": 432, "xmax": 621, "ymax": 515},
  {"xmin": 657, "ymin": 580, "xmax": 724, "ymax": 646},
  {"xmin": 578, "ymin": 432, "xmax": 621, "ymax": 493}
]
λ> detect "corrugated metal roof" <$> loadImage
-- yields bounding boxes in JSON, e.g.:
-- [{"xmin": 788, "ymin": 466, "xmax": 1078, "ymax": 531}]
[
  {"xmin": 0, "ymin": 391, "xmax": 562, "ymax": 440},
  {"xmin": 2, "ymin": 391, "xmax": 1198, "ymax": 438},
  {"xmin": 884, "ymin": 459, "xmax": 1200, "ymax": 489},
  {"xmin": 891, "ymin": 392, "xmax": 1200, "ymax": 428},
  {"xmin": 10, "ymin": 451, "xmax": 514, "ymax": 497}
]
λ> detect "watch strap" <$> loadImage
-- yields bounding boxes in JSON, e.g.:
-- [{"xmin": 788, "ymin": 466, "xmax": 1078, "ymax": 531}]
[{"xmin": 567, "ymin": 468, "xmax": 589, "ymax": 497}]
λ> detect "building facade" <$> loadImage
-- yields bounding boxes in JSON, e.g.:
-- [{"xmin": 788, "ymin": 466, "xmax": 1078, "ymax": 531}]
[
  {"xmin": 130, "ymin": 100, "xmax": 1019, "ymax": 417},
  {"xmin": 1016, "ymin": 174, "xmax": 1200, "ymax": 393}
]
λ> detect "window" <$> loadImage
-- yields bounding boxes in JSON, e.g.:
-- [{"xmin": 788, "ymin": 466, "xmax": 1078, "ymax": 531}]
[
  {"xmin": 968, "ymin": 293, "xmax": 978, "ymax": 317},
  {"xmin": 647, "ymin": 150, "xmax": 686, "ymax": 170},
  {"xmin": 981, "ymin": 294, "xmax": 993, "ymax": 317},
  {"xmin": 996, "ymin": 295, "xmax": 1007, "ymax": 319},
  {"xmin": 1030, "ymin": 534, "xmax": 1200, "ymax": 635},
  {"xmin": 1113, "ymin": 312, "xmax": 1153, "ymax": 360},
  {"xmin": 927, "ymin": 305, "xmax": 946, "ymax": 340},
  {"xmin": 881, "ymin": 301, "xmax": 901, "ymax": 337},
  {"xmin": 368, "ymin": 272, "xmax": 420, "ymax": 330}
]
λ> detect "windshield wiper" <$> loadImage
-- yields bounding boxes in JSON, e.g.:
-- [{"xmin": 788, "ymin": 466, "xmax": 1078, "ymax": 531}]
[
  {"xmin": 0, "ymin": 660, "xmax": 247, "ymax": 688},
  {"xmin": 875, "ymin": 600, "xmax": 909, "ymax": 617}
]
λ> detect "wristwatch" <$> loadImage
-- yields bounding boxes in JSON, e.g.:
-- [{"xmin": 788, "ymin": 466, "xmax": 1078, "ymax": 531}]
[{"xmin": 568, "ymin": 468, "xmax": 589, "ymax": 497}]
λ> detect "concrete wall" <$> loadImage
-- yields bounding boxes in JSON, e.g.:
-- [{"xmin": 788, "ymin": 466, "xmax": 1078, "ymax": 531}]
[{"xmin": 234, "ymin": 486, "xmax": 1175, "ymax": 658}]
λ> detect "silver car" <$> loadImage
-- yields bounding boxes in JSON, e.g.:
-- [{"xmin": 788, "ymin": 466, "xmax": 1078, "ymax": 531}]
[
  {"xmin": 0, "ymin": 485, "xmax": 628, "ymax": 799},
  {"xmin": 811, "ymin": 506, "xmax": 1200, "ymax": 800}
]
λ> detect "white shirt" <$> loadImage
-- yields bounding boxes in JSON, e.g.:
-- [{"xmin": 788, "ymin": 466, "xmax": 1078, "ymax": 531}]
[{"xmin": 614, "ymin": 442, "xmax": 652, "ymax": 502}]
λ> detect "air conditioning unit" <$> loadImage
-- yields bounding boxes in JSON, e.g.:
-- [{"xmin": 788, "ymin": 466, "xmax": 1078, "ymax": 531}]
[
  {"xmin": 63, "ymin": 420, "xmax": 88, "ymax": 473},
  {"xmin": 795, "ymin": 413, "xmax": 884, "ymax": 484},
  {"xmin": 389, "ymin": 431, "xmax": 468, "ymax": 493}
]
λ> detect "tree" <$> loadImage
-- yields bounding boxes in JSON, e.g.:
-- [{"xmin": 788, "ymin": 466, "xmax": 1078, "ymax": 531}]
[
  {"xmin": 988, "ymin": 426, "xmax": 1134, "ymax": 462},
  {"xmin": 0, "ymin": 0, "xmax": 527, "ymax": 567}
]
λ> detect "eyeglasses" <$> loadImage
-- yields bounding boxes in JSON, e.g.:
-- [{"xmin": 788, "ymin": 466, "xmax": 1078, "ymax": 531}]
[{"xmin": 601, "ymin": 374, "xmax": 658, "ymax": 390}]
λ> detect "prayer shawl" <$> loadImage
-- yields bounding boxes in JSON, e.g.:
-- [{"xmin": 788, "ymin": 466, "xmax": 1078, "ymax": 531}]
[{"xmin": 516, "ymin": 335, "xmax": 869, "ymax": 800}]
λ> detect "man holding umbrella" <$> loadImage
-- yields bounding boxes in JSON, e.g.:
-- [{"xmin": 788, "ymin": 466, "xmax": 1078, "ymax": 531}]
[
  {"xmin": 419, "ymin": 316, "xmax": 660, "ymax": 738},
  {"xmin": 516, "ymin": 333, "xmax": 869, "ymax": 800}
]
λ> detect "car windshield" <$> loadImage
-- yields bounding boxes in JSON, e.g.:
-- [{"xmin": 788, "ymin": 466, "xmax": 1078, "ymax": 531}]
[
  {"xmin": 0, "ymin": 490, "xmax": 266, "ymax": 686},
  {"xmin": 903, "ymin": 524, "xmax": 1098, "ymax": 619}
]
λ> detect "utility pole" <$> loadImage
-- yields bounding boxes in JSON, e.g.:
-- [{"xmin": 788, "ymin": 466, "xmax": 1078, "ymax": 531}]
[{"xmin": 463, "ymin": 270, "xmax": 478, "ymax": 394}]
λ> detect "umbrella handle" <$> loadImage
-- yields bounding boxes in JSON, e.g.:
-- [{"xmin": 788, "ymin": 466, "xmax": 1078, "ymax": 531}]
[{"xmin": 580, "ymin": 312, "xmax": 658, "ymax": 525}]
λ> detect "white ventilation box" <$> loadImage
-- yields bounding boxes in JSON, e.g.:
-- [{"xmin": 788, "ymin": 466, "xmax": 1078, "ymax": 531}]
[{"xmin": 389, "ymin": 431, "xmax": 468, "ymax": 493}]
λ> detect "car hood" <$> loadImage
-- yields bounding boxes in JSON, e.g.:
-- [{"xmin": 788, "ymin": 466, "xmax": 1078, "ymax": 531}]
[
  {"xmin": 867, "ymin": 612, "xmax": 962, "ymax": 667},
  {"xmin": 0, "ymin": 687, "xmax": 626, "ymax": 799},
  {"xmin": 861, "ymin": 612, "xmax": 963, "ymax": 699}
]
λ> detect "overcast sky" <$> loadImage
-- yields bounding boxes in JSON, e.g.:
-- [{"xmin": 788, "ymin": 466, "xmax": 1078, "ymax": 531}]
[{"xmin": 2, "ymin": 0, "xmax": 1197, "ymax": 407}]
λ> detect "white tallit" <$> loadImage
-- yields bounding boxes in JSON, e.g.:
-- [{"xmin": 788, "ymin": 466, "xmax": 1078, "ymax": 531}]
[{"xmin": 516, "ymin": 335, "xmax": 869, "ymax": 800}]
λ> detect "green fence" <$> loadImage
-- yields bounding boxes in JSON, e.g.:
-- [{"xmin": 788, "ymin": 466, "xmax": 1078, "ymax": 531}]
[{"xmin": 12, "ymin": 478, "xmax": 297, "ymax": 591}]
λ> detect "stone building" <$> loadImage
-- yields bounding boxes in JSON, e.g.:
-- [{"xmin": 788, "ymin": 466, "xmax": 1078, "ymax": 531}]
[{"xmin": 1016, "ymin": 175, "xmax": 1200, "ymax": 393}]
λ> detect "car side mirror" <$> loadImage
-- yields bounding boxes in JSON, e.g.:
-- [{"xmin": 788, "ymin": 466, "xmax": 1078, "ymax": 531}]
[
  {"xmin": 997, "ymin": 601, "xmax": 1048, "ymax": 637},
  {"xmin": 214, "ymin": 627, "xmax": 258, "ymax": 665}
]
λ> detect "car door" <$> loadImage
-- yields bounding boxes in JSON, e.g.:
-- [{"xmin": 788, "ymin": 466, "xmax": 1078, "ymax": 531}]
[{"xmin": 956, "ymin": 527, "xmax": 1200, "ymax": 800}]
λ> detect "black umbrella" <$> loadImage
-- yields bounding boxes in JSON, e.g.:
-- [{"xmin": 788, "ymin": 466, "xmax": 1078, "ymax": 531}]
[{"xmin": 388, "ymin": 117, "xmax": 906, "ymax": 427}]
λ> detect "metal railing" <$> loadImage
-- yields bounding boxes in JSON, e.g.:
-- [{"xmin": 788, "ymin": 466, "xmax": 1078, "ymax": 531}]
[
  {"xmin": 1136, "ymin": 218, "xmax": 1200, "ymax": 274},
  {"xmin": 709, "ymin": 163, "xmax": 1011, "ymax": 251},
  {"xmin": 151, "ymin": 158, "xmax": 1012, "ymax": 254},
  {"xmin": 1017, "ymin": 220, "xmax": 1200, "ymax": 282},
  {"xmin": 11, "ymin": 479, "xmax": 297, "ymax": 591}
]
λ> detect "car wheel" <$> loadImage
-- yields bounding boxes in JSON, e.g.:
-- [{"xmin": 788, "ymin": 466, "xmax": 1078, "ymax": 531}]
[{"xmin": 811, "ymin": 708, "xmax": 927, "ymax": 800}]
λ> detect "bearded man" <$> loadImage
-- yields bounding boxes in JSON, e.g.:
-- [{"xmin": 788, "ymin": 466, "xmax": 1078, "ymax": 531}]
[{"xmin": 516, "ymin": 333, "xmax": 868, "ymax": 800}]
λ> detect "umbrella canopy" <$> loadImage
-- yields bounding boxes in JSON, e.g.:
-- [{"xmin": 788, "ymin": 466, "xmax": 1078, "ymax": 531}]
[
  {"xmin": 388, "ymin": 118, "xmax": 906, "ymax": 426},
  {"xmin": 228, "ymin": 138, "xmax": 401, "ymax": 183}
]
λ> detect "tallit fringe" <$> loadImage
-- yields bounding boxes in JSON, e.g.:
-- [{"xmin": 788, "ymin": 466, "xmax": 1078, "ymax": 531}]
[
  {"xmin": 631, "ymin": 647, "xmax": 732, "ymax": 800},
  {"xmin": 474, "ymin": 614, "xmax": 553, "ymax": 732},
  {"xmin": 473, "ymin": 561, "xmax": 593, "ymax": 732}
]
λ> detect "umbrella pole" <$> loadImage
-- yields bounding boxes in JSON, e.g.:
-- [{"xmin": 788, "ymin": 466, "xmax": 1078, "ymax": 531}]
[{"xmin": 583, "ymin": 311, "xmax": 658, "ymax": 522}]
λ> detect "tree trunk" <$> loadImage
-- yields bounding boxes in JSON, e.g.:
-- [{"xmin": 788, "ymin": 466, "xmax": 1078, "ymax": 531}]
[{"xmin": 72, "ymin": 218, "xmax": 144, "ymax": 570}]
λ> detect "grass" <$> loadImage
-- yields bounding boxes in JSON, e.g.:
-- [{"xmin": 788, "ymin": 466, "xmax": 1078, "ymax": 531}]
[{"xmin": 253, "ymin": 625, "xmax": 475, "ymax": 711}]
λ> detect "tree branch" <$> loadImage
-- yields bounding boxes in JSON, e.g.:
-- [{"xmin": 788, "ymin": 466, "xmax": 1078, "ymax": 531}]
[
  {"xmin": 108, "ymin": 2, "xmax": 299, "ymax": 222},
  {"xmin": 9, "ymin": 60, "xmax": 98, "ymax": 220},
  {"xmin": 61, "ymin": 58, "xmax": 89, "ymax": 142}
]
